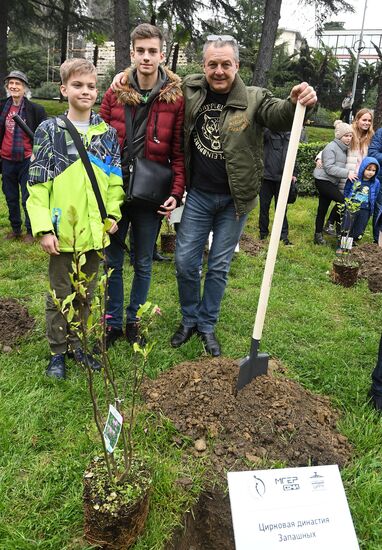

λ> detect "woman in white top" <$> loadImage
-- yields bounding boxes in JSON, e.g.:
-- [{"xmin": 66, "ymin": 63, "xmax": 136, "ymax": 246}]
[{"xmin": 324, "ymin": 108, "xmax": 374, "ymax": 234}]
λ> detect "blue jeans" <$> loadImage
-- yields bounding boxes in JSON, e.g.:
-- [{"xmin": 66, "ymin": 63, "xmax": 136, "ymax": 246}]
[
  {"xmin": 371, "ymin": 333, "xmax": 382, "ymax": 397},
  {"xmin": 1, "ymin": 158, "xmax": 31, "ymax": 233},
  {"xmin": 372, "ymin": 187, "xmax": 382, "ymax": 242},
  {"xmin": 342, "ymin": 208, "xmax": 370, "ymax": 239},
  {"xmin": 105, "ymin": 203, "xmax": 160, "ymax": 327},
  {"xmin": 175, "ymin": 188, "xmax": 248, "ymax": 333}
]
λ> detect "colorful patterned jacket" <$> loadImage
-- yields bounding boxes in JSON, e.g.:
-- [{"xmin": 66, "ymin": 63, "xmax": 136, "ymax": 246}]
[{"xmin": 27, "ymin": 112, "xmax": 124, "ymax": 252}]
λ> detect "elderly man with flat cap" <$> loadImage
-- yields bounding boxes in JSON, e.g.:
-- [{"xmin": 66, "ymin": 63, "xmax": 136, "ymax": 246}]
[{"xmin": 0, "ymin": 70, "xmax": 46, "ymax": 242}]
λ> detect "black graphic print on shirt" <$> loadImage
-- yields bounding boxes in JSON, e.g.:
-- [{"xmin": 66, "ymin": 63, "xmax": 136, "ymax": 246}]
[{"xmin": 191, "ymin": 89, "xmax": 230, "ymax": 194}]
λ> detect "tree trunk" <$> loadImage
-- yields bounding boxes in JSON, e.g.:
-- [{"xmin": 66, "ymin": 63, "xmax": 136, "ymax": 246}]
[
  {"xmin": 372, "ymin": 43, "xmax": 382, "ymax": 130},
  {"xmin": 0, "ymin": 0, "xmax": 9, "ymax": 85},
  {"xmin": 171, "ymin": 43, "xmax": 179, "ymax": 73},
  {"xmin": 251, "ymin": 0, "xmax": 282, "ymax": 87},
  {"xmin": 58, "ymin": 0, "xmax": 71, "ymax": 102},
  {"xmin": 93, "ymin": 44, "xmax": 99, "ymax": 67},
  {"xmin": 114, "ymin": 0, "xmax": 130, "ymax": 72},
  {"xmin": 374, "ymin": 68, "xmax": 382, "ymax": 129},
  {"xmin": 60, "ymin": 0, "xmax": 71, "ymax": 66}
]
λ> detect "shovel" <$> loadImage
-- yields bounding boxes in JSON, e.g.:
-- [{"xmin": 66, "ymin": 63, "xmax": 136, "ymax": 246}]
[{"xmin": 237, "ymin": 101, "xmax": 306, "ymax": 391}]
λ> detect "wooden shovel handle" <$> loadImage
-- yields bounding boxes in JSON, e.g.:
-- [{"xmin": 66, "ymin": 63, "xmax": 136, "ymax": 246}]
[{"xmin": 252, "ymin": 102, "xmax": 306, "ymax": 340}]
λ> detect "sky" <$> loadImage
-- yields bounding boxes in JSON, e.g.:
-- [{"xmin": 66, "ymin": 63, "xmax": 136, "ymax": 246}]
[{"xmin": 279, "ymin": 0, "xmax": 381, "ymax": 44}]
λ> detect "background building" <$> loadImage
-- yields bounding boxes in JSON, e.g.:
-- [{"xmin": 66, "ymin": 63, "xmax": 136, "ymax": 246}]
[{"xmin": 317, "ymin": 28, "xmax": 382, "ymax": 64}]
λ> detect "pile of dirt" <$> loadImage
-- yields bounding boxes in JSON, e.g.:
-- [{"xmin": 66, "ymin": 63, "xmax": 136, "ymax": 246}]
[
  {"xmin": 239, "ymin": 233, "xmax": 265, "ymax": 256},
  {"xmin": 0, "ymin": 298, "xmax": 34, "ymax": 350},
  {"xmin": 352, "ymin": 243, "xmax": 382, "ymax": 292},
  {"xmin": 142, "ymin": 358, "xmax": 352, "ymax": 476}
]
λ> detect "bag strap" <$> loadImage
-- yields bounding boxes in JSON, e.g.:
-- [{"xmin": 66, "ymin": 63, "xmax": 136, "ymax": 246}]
[
  {"xmin": 58, "ymin": 115, "xmax": 129, "ymax": 252},
  {"xmin": 124, "ymin": 105, "xmax": 133, "ymax": 163},
  {"xmin": 58, "ymin": 115, "xmax": 107, "ymax": 220}
]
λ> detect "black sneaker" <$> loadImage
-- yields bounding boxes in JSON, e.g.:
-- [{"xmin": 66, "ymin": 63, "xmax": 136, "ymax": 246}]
[
  {"xmin": 282, "ymin": 238, "xmax": 293, "ymax": 246},
  {"xmin": 46, "ymin": 353, "xmax": 66, "ymax": 379},
  {"xmin": 106, "ymin": 326, "xmax": 124, "ymax": 349},
  {"xmin": 368, "ymin": 389, "xmax": 382, "ymax": 412},
  {"xmin": 323, "ymin": 223, "xmax": 336, "ymax": 236},
  {"xmin": 314, "ymin": 232, "xmax": 325, "ymax": 245},
  {"xmin": 126, "ymin": 322, "xmax": 146, "ymax": 346},
  {"xmin": 68, "ymin": 348, "xmax": 102, "ymax": 371}
]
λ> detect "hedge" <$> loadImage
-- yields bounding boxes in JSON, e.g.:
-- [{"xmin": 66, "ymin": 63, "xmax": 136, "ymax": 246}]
[{"xmin": 296, "ymin": 141, "xmax": 327, "ymax": 195}]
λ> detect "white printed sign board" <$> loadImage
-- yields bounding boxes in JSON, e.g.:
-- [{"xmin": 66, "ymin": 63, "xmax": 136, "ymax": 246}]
[{"xmin": 227, "ymin": 465, "xmax": 359, "ymax": 549}]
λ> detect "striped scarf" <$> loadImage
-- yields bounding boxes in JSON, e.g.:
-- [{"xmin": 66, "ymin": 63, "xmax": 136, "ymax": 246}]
[{"xmin": 0, "ymin": 97, "xmax": 26, "ymax": 161}]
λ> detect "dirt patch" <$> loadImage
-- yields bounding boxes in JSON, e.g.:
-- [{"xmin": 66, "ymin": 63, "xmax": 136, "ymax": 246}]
[
  {"xmin": 145, "ymin": 358, "xmax": 352, "ymax": 549},
  {"xmin": 351, "ymin": 243, "xmax": 382, "ymax": 292},
  {"xmin": 165, "ymin": 488, "xmax": 234, "ymax": 550},
  {"xmin": 239, "ymin": 233, "xmax": 265, "ymax": 256},
  {"xmin": 142, "ymin": 358, "xmax": 352, "ymax": 476},
  {"xmin": 0, "ymin": 298, "xmax": 34, "ymax": 350}
]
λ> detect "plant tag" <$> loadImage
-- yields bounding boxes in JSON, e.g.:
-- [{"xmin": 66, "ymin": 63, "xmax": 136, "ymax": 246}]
[
  {"xmin": 103, "ymin": 404, "xmax": 123, "ymax": 453},
  {"xmin": 169, "ymin": 205, "xmax": 184, "ymax": 225}
]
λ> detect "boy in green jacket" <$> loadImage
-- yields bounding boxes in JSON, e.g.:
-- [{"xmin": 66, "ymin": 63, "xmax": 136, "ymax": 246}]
[{"xmin": 27, "ymin": 58, "xmax": 124, "ymax": 379}]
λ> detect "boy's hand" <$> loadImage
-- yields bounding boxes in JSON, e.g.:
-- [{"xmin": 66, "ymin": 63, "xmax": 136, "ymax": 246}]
[
  {"xmin": 157, "ymin": 196, "xmax": 177, "ymax": 216},
  {"xmin": 40, "ymin": 234, "xmax": 60, "ymax": 255},
  {"xmin": 106, "ymin": 218, "xmax": 118, "ymax": 234},
  {"xmin": 111, "ymin": 72, "xmax": 127, "ymax": 92}
]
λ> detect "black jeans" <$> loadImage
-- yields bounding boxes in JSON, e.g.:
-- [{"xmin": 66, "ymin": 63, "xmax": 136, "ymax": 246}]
[
  {"xmin": 314, "ymin": 179, "xmax": 344, "ymax": 233},
  {"xmin": 1, "ymin": 158, "xmax": 32, "ymax": 233},
  {"xmin": 372, "ymin": 334, "xmax": 382, "ymax": 397},
  {"xmin": 259, "ymin": 178, "xmax": 288, "ymax": 239}
]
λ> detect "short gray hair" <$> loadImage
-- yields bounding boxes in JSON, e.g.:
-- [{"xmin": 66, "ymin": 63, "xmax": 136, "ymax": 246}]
[
  {"xmin": 203, "ymin": 36, "xmax": 239, "ymax": 62},
  {"xmin": 5, "ymin": 81, "xmax": 31, "ymax": 99}
]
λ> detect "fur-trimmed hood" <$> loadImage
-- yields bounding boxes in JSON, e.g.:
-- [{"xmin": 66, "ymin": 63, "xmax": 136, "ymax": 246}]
[{"xmin": 116, "ymin": 66, "xmax": 182, "ymax": 106}]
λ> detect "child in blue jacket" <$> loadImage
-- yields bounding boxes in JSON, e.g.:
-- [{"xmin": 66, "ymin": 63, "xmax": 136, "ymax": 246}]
[{"xmin": 342, "ymin": 156, "xmax": 380, "ymax": 240}]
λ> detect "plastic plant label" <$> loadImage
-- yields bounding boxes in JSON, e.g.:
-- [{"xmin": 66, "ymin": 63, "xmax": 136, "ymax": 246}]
[{"xmin": 103, "ymin": 404, "xmax": 123, "ymax": 453}]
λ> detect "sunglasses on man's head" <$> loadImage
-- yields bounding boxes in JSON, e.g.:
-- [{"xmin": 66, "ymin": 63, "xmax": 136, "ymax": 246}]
[{"xmin": 206, "ymin": 34, "xmax": 236, "ymax": 43}]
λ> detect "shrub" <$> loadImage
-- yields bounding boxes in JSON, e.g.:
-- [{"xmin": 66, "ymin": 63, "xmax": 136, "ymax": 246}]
[
  {"xmin": 176, "ymin": 62, "xmax": 203, "ymax": 78},
  {"xmin": 296, "ymin": 141, "xmax": 327, "ymax": 195},
  {"xmin": 310, "ymin": 106, "xmax": 341, "ymax": 127},
  {"xmin": 33, "ymin": 82, "xmax": 60, "ymax": 99}
]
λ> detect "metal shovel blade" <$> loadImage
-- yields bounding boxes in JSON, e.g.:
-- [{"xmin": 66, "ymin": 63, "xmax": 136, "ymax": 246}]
[{"xmin": 237, "ymin": 338, "xmax": 269, "ymax": 391}]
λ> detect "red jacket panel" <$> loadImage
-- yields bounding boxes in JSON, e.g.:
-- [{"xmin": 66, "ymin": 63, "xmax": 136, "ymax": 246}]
[{"xmin": 100, "ymin": 69, "xmax": 185, "ymax": 201}]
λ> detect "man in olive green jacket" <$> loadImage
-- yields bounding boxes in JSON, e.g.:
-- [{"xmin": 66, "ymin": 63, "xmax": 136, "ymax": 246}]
[{"xmin": 170, "ymin": 35, "xmax": 317, "ymax": 356}]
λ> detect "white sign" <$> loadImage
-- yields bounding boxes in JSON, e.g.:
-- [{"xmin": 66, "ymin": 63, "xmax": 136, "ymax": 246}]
[{"xmin": 228, "ymin": 465, "xmax": 359, "ymax": 549}]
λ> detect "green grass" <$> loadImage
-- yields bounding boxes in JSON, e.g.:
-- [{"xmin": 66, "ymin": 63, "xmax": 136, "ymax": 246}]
[
  {"xmin": 305, "ymin": 126, "xmax": 333, "ymax": 143},
  {"xmin": 0, "ymin": 192, "xmax": 382, "ymax": 548}
]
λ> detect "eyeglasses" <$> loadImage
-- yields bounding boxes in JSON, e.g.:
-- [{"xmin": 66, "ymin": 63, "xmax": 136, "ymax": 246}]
[{"xmin": 206, "ymin": 34, "xmax": 236, "ymax": 43}]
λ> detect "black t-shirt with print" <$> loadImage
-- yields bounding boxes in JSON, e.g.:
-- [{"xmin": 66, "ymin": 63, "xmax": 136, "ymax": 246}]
[{"xmin": 190, "ymin": 88, "xmax": 230, "ymax": 195}]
